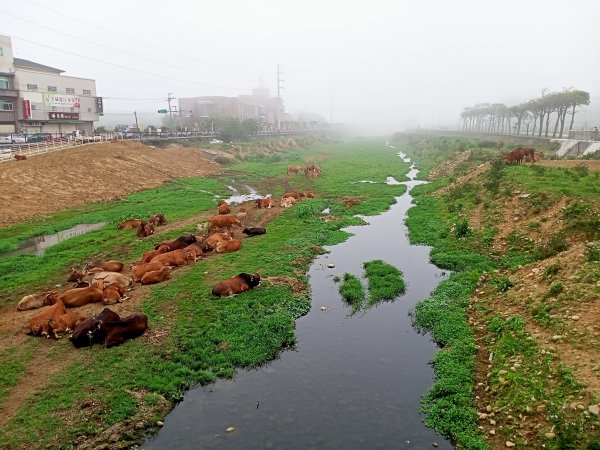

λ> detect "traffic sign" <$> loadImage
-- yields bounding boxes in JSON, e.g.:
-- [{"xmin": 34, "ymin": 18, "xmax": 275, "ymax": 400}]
[{"xmin": 158, "ymin": 109, "xmax": 168, "ymax": 113}]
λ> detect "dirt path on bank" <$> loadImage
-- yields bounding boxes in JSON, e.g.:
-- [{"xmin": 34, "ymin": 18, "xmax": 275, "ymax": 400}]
[{"xmin": 0, "ymin": 141, "xmax": 222, "ymax": 227}]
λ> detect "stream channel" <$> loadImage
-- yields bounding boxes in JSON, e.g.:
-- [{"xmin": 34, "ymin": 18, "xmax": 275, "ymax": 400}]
[{"xmin": 144, "ymin": 152, "xmax": 453, "ymax": 449}]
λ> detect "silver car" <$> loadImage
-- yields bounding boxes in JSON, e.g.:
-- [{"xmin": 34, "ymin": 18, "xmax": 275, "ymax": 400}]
[{"xmin": 0, "ymin": 134, "xmax": 27, "ymax": 144}]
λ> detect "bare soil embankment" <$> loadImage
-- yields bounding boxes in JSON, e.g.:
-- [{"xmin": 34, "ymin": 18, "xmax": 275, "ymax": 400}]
[{"xmin": 0, "ymin": 141, "xmax": 222, "ymax": 227}]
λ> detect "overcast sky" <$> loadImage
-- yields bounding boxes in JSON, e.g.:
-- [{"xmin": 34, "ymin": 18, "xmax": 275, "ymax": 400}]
[{"xmin": 2, "ymin": 0, "xmax": 599, "ymax": 133}]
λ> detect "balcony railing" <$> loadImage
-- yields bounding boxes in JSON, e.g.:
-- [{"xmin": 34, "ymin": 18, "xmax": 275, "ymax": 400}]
[
  {"xmin": 0, "ymin": 110, "xmax": 16, "ymax": 122},
  {"xmin": 0, "ymin": 88, "xmax": 18, "ymax": 98}
]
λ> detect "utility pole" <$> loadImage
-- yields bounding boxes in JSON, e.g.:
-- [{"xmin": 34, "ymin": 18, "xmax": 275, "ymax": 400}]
[
  {"xmin": 167, "ymin": 93, "xmax": 176, "ymax": 135},
  {"xmin": 277, "ymin": 64, "xmax": 284, "ymax": 131},
  {"xmin": 133, "ymin": 111, "xmax": 141, "ymax": 139}
]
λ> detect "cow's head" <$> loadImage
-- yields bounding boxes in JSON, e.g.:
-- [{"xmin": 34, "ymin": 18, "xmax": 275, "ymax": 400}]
[
  {"xmin": 43, "ymin": 291, "xmax": 59, "ymax": 306},
  {"xmin": 67, "ymin": 268, "xmax": 84, "ymax": 282}
]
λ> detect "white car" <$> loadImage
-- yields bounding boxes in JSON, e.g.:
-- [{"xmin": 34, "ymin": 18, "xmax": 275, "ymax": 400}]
[{"xmin": 0, "ymin": 134, "xmax": 26, "ymax": 144}]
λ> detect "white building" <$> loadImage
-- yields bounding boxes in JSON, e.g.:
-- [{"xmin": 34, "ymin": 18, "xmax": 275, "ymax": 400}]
[{"xmin": 0, "ymin": 35, "xmax": 101, "ymax": 136}]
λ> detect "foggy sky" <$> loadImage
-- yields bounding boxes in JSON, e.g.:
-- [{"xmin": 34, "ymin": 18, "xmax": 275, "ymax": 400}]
[{"xmin": 2, "ymin": 0, "xmax": 599, "ymax": 134}]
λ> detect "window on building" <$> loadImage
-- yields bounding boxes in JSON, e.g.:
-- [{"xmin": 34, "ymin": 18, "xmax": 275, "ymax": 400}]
[
  {"xmin": 0, "ymin": 76, "xmax": 8, "ymax": 89},
  {"xmin": 87, "ymin": 108, "xmax": 92, "ymax": 112},
  {"xmin": 51, "ymin": 106, "xmax": 57, "ymax": 111},
  {"xmin": 0, "ymin": 48, "xmax": 3, "ymax": 57},
  {"xmin": 47, "ymin": 86, "xmax": 57, "ymax": 92},
  {"xmin": 66, "ymin": 88, "xmax": 75, "ymax": 94},
  {"xmin": 27, "ymin": 84, "xmax": 38, "ymax": 91},
  {"xmin": 83, "ymin": 89, "xmax": 91, "ymax": 95},
  {"xmin": 0, "ymin": 101, "xmax": 13, "ymax": 111},
  {"xmin": 31, "ymin": 104, "xmax": 37, "ymax": 110}
]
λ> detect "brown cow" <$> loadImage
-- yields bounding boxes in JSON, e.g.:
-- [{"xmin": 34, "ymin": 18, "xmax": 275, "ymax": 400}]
[
  {"xmin": 14, "ymin": 154, "xmax": 27, "ymax": 161},
  {"xmin": 17, "ymin": 292, "xmax": 55, "ymax": 311},
  {"xmin": 152, "ymin": 249, "xmax": 195, "ymax": 267},
  {"xmin": 46, "ymin": 285, "xmax": 104, "ymax": 308},
  {"xmin": 149, "ymin": 213, "xmax": 167, "ymax": 226},
  {"xmin": 68, "ymin": 269, "xmax": 133, "ymax": 289},
  {"xmin": 215, "ymin": 239, "xmax": 242, "ymax": 253},
  {"xmin": 518, "ymin": 147, "xmax": 536, "ymax": 162},
  {"xmin": 283, "ymin": 191, "xmax": 302, "ymax": 200},
  {"xmin": 141, "ymin": 244, "xmax": 171, "ymax": 263},
  {"xmin": 208, "ymin": 215, "xmax": 243, "ymax": 233},
  {"xmin": 117, "ymin": 219, "xmax": 142, "ymax": 229},
  {"xmin": 85, "ymin": 260, "xmax": 124, "ymax": 272},
  {"xmin": 503, "ymin": 148, "xmax": 525, "ymax": 165},
  {"xmin": 304, "ymin": 191, "xmax": 316, "ymax": 198},
  {"xmin": 287, "ymin": 165, "xmax": 303, "ymax": 174},
  {"xmin": 212, "ymin": 273, "xmax": 261, "ymax": 297},
  {"xmin": 136, "ymin": 220, "xmax": 154, "ymax": 238},
  {"xmin": 534, "ymin": 151, "xmax": 545, "ymax": 162},
  {"xmin": 100, "ymin": 313, "xmax": 148, "ymax": 347},
  {"xmin": 48, "ymin": 312, "xmax": 85, "ymax": 338},
  {"xmin": 155, "ymin": 234, "xmax": 197, "ymax": 251},
  {"xmin": 281, "ymin": 197, "xmax": 296, "ymax": 208},
  {"xmin": 141, "ymin": 266, "xmax": 172, "ymax": 285},
  {"xmin": 132, "ymin": 260, "xmax": 165, "ymax": 282},
  {"xmin": 28, "ymin": 299, "xmax": 67, "ymax": 336},
  {"xmin": 102, "ymin": 283, "xmax": 128, "ymax": 304},
  {"xmin": 217, "ymin": 201, "xmax": 231, "ymax": 215},
  {"xmin": 70, "ymin": 308, "xmax": 121, "ymax": 348},
  {"xmin": 255, "ymin": 197, "xmax": 274, "ymax": 209},
  {"xmin": 205, "ymin": 231, "xmax": 233, "ymax": 250},
  {"xmin": 183, "ymin": 242, "xmax": 205, "ymax": 260}
]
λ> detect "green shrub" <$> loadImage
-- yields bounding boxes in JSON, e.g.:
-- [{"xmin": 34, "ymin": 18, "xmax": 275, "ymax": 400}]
[
  {"xmin": 490, "ymin": 276, "xmax": 514, "ymax": 293},
  {"xmin": 585, "ymin": 241, "xmax": 600, "ymax": 262},
  {"xmin": 454, "ymin": 219, "xmax": 471, "ymax": 238}
]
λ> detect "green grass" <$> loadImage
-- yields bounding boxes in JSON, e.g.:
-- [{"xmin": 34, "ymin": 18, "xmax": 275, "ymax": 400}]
[
  {"xmin": 363, "ymin": 260, "xmax": 405, "ymax": 303},
  {"xmin": 0, "ymin": 138, "xmax": 413, "ymax": 449},
  {"xmin": 338, "ymin": 273, "xmax": 366, "ymax": 305}
]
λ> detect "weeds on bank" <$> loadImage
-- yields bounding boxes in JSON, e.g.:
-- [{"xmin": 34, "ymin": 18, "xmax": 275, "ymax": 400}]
[{"xmin": 398, "ymin": 134, "xmax": 600, "ymax": 448}]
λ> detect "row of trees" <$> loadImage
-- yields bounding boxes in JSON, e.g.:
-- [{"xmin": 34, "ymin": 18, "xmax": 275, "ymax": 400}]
[{"xmin": 461, "ymin": 89, "xmax": 590, "ymax": 138}]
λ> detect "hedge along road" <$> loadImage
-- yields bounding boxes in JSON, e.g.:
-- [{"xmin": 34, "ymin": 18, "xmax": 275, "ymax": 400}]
[
  {"xmin": 0, "ymin": 139, "xmax": 432, "ymax": 449},
  {"xmin": 143, "ymin": 154, "xmax": 454, "ymax": 449}
]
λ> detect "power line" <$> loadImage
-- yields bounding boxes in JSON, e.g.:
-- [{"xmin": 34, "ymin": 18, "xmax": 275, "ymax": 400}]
[
  {"xmin": 10, "ymin": 35, "xmax": 251, "ymax": 91},
  {"xmin": 25, "ymin": 0, "xmax": 259, "ymax": 75},
  {"xmin": 0, "ymin": 10, "xmax": 257, "ymax": 83}
]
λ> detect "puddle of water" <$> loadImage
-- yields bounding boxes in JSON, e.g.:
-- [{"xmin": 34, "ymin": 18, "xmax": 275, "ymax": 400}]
[
  {"xmin": 225, "ymin": 183, "xmax": 262, "ymax": 204},
  {"xmin": 0, "ymin": 222, "xmax": 107, "ymax": 258},
  {"xmin": 385, "ymin": 176, "xmax": 401, "ymax": 185},
  {"xmin": 144, "ymin": 149, "xmax": 452, "ymax": 450}
]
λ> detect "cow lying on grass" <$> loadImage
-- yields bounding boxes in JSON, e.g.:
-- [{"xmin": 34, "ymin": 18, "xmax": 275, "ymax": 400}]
[
  {"xmin": 70, "ymin": 308, "xmax": 148, "ymax": 348},
  {"xmin": 212, "ymin": 273, "xmax": 261, "ymax": 297}
]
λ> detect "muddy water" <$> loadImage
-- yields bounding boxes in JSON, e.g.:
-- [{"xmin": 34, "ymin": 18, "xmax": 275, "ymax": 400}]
[
  {"xmin": 144, "ymin": 155, "xmax": 452, "ymax": 450},
  {"xmin": 225, "ymin": 183, "xmax": 263, "ymax": 205},
  {"xmin": 0, "ymin": 222, "xmax": 107, "ymax": 258}
]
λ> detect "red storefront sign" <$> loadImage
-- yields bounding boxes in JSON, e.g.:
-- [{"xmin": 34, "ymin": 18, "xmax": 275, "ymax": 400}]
[{"xmin": 22, "ymin": 99, "xmax": 31, "ymax": 120}]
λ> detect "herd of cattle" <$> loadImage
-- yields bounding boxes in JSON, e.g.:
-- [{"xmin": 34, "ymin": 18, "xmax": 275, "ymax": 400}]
[
  {"xmin": 287, "ymin": 164, "xmax": 322, "ymax": 178},
  {"xmin": 16, "ymin": 177, "xmax": 321, "ymax": 349},
  {"xmin": 502, "ymin": 147, "xmax": 544, "ymax": 165}
]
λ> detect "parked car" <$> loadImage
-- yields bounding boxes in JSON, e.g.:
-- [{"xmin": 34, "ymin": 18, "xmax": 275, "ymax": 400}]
[
  {"xmin": 0, "ymin": 134, "xmax": 27, "ymax": 144},
  {"xmin": 27, "ymin": 133, "xmax": 53, "ymax": 143}
]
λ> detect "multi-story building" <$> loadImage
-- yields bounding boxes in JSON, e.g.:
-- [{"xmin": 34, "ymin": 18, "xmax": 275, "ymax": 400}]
[
  {"xmin": 0, "ymin": 35, "xmax": 101, "ymax": 136},
  {"xmin": 178, "ymin": 87, "xmax": 284, "ymax": 131}
]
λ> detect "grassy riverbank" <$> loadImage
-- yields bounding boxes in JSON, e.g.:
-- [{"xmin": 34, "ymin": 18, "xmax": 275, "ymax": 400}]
[
  {"xmin": 0, "ymin": 139, "xmax": 409, "ymax": 449},
  {"xmin": 397, "ymin": 134, "xmax": 600, "ymax": 449}
]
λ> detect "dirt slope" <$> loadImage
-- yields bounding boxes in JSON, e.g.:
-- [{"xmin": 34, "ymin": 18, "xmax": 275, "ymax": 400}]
[{"xmin": 0, "ymin": 141, "xmax": 221, "ymax": 227}]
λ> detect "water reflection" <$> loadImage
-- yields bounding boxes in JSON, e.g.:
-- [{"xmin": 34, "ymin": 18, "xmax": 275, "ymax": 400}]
[
  {"xmin": 143, "ymin": 148, "xmax": 452, "ymax": 450},
  {"xmin": 0, "ymin": 222, "xmax": 107, "ymax": 258}
]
